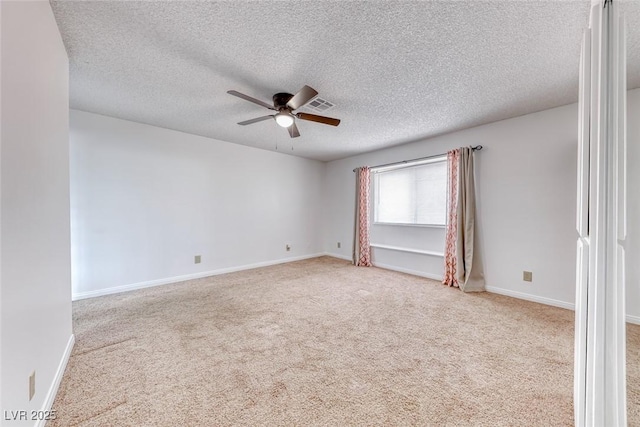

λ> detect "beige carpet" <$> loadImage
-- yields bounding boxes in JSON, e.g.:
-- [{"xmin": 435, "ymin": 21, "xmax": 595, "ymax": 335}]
[{"xmin": 49, "ymin": 256, "xmax": 639, "ymax": 426}]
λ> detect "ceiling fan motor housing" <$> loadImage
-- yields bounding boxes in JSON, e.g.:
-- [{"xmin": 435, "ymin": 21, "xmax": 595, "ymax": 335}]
[{"xmin": 273, "ymin": 92, "xmax": 294, "ymax": 109}]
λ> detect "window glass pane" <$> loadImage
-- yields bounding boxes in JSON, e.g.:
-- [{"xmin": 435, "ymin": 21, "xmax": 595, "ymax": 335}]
[
  {"xmin": 376, "ymin": 169, "xmax": 414, "ymax": 223},
  {"xmin": 374, "ymin": 160, "xmax": 446, "ymax": 225},
  {"xmin": 415, "ymin": 161, "xmax": 446, "ymax": 225}
]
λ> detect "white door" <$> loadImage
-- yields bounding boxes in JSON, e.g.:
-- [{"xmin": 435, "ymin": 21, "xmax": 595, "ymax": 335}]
[{"xmin": 575, "ymin": 1, "xmax": 627, "ymax": 426}]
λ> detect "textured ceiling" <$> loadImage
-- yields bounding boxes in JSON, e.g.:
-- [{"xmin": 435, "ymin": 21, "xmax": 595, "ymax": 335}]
[{"xmin": 51, "ymin": 1, "xmax": 640, "ymax": 162}]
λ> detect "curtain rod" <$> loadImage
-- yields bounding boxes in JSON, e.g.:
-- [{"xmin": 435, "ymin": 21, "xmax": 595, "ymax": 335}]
[{"xmin": 352, "ymin": 145, "xmax": 483, "ymax": 172}]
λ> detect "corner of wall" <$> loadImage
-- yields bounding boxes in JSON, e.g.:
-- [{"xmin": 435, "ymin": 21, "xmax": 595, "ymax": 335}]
[{"xmin": 36, "ymin": 335, "xmax": 75, "ymax": 427}]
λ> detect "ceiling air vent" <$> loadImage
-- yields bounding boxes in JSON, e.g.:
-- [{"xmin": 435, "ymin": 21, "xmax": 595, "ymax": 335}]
[{"xmin": 303, "ymin": 97, "xmax": 335, "ymax": 113}]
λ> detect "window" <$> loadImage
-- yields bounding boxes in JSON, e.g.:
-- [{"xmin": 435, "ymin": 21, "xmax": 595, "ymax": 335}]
[{"xmin": 373, "ymin": 158, "xmax": 447, "ymax": 226}]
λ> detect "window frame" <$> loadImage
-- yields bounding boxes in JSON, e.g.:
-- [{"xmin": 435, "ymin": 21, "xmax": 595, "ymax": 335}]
[{"xmin": 371, "ymin": 156, "xmax": 448, "ymax": 228}]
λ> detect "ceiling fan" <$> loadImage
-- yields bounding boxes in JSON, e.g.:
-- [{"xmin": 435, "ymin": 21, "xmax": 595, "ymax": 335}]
[{"xmin": 227, "ymin": 85, "xmax": 340, "ymax": 138}]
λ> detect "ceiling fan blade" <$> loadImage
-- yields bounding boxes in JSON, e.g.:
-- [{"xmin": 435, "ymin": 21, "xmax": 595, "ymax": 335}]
[
  {"xmin": 286, "ymin": 85, "xmax": 319, "ymax": 110},
  {"xmin": 227, "ymin": 90, "xmax": 275, "ymax": 110},
  {"xmin": 288, "ymin": 122, "xmax": 300, "ymax": 138},
  {"xmin": 296, "ymin": 112, "xmax": 341, "ymax": 127},
  {"xmin": 237, "ymin": 115, "xmax": 274, "ymax": 125}
]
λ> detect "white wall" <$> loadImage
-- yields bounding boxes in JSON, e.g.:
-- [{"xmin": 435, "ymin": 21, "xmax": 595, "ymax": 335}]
[
  {"xmin": 1, "ymin": 2, "xmax": 73, "ymax": 425},
  {"xmin": 70, "ymin": 110, "xmax": 325, "ymax": 299},
  {"xmin": 369, "ymin": 224, "xmax": 446, "ymax": 280},
  {"xmin": 324, "ymin": 103, "xmax": 579, "ymax": 308},
  {"xmin": 324, "ymin": 88, "xmax": 640, "ymax": 320},
  {"xmin": 625, "ymin": 89, "xmax": 640, "ymax": 323}
]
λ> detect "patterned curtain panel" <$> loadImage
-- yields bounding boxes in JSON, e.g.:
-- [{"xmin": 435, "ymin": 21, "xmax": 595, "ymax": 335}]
[
  {"xmin": 443, "ymin": 149, "xmax": 460, "ymax": 286},
  {"xmin": 443, "ymin": 147, "xmax": 485, "ymax": 292},
  {"xmin": 353, "ymin": 166, "xmax": 372, "ymax": 267}
]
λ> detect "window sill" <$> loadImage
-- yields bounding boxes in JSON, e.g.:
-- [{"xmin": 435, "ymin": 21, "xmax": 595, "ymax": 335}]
[
  {"xmin": 372, "ymin": 222, "xmax": 446, "ymax": 229},
  {"xmin": 370, "ymin": 243, "xmax": 444, "ymax": 257}
]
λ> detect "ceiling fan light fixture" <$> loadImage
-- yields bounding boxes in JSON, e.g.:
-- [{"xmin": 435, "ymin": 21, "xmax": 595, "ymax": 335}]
[
  {"xmin": 228, "ymin": 86, "xmax": 340, "ymax": 138},
  {"xmin": 275, "ymin": 112, "xmax": 294, "ymax": 128}
]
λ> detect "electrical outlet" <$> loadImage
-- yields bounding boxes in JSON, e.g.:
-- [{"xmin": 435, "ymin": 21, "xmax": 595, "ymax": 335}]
[
  {"xmin": 194, "ymin": 255, "xmax": 201, "ymax": 264},
  {"xmin": 337, "ymin": 242, "xmax": 341, "ymax": 248},
  {"xmin": 523, "ymin": 271, "xmax": 533, "ymax": 282},
  {"xmin": 286, "ymin": 244, "xmax": 291, "ymax": 252},
  {"xmin": 29, "ymin": 371, "xmax": 35, "ymax": 401}
]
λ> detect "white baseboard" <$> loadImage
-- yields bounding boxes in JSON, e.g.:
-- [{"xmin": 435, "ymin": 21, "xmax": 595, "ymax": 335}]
[
  {"xmin": 323, "ymin": 252, "xmax": 353, "ymax": 262},
  {"xmin": 372, "ymin": 262, "xmax": 444, "ymax": 282},
  {"xmin": 325, "ymin": 256, "xmax": 640, "ymax": 326},
  {"xmin": 71, "ymin": 253, "xmax": 640, "ymax": 326},
  {"xmin": 485, "ymin": 286, "xmax": 640, "ymax": 324},
  {"xmin": 485, "ymin": 286, "xmax": 575, "ymax": 310},
  {"xmin": 37, "ymin": 334, "xmax": 75, "ymax": 427},
  {"xmin": 627, "ymin": 315, "xmax": 640, "ymax": 325},
  {"xmin": 72, "ymin": 253, "xmax": 326, "ymax": 300}
]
